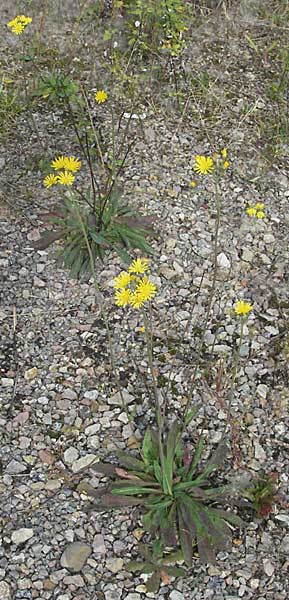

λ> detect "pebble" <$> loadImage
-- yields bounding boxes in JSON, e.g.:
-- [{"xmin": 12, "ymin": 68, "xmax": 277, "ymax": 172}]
[
  {"xmin": 263, "ymin": 559, "xmax": 275, "ymax": 576},
  {"xmin": 63, "ymin": 574, "xmax": 85, "ymax": 587},
  {"xmin": 5, "ymin": 460, "xmax": 27, "ymax": 474},
  {"xmin": 62, "ymin": 388, "xmax": 78, "ymax": 400},
  {"xmin": 64, "ymin": 447, "xmax": 79, "ymax": 464},
  {"xmin": 11, "ymin": 528, "xmax": 34, "ymax": 545},
  {"xmin": 24, "ymin": 367, "xmax": 38, "ymax": 381},
  {"xmin": 256, "ymin": 384, "xmax": 268, "ymax": 399},
  {"xmin": 93, "ymin": 534, "xmax": 106, "ymax": 555},
  {"xmin": 0, "ymin": 581, "xmax": 11, "ymax": 599},
  {"xmin": 169, "ymin": 592, "xmax": 185, "ymax": 600},
  {"xmin": 72, "ymin": 454, "xmax": 98, "ymax": 473},
  {"xmin": 217, "ymin": 252, "xmax": 231, "ymax": 269},
  {"xmin": 108, "ymin": 390, "xmax": 134, "ymax": 406},
  {"xmin": 124, "ymin": 595, "xmax": 141, "ymax": 600},
  {"xmin": 60, "ymin": 542, "xmax": 92, "ymax": 572},
  {"xmin": 106, "ymin": 557, "xmax": 124, "ymax": 573},
  {"xmin": 84, "ymin": 390, "xmax": 98, "ymax": 400}
]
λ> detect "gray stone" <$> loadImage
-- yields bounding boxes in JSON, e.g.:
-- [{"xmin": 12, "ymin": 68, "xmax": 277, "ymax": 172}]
[
  {"xmin": 62, "ymin": 389, "xmax": 78, "ymax": 400},
  {"xmin": 60, "ymin": 542, "xmax": 92, "ymax": 572},
  {"xmin": 64, "ymin": 447, "xmax": 79, "ymax": 464},
  {"xmin": 0, "ymin": 581, "xmax": 11, "ymax": 599},
  {"xmin": 93, "ymin": 534, "xmax": 106, "ymax": 555},
  {"xmin": 5, "ymin": 460, "xmax": 27, "ymax": 474},
  {"xmin": 124, "ymin": 595, "xmax": 141, "ymax": 600},
  {"xmin": 72, "ymin": 454, "xmax": 97, "ymax": 473},
  {"xmin": 106, "ymin": 557, "xmax": 124, "ymax": 573},
  {"xmin": 11, "ymin": 528, "xmax": 34, "ymax": 545},
  {"xmin": 263, "ymin": 559, "xmax": 274, "ymax": 577},
  {"xmin": 108, "ymin": 390, "xmax": 134, "ymax": 406},
  {"xmin": 63, "ymin": 574, "xmax": 85, "ymax": 587}
]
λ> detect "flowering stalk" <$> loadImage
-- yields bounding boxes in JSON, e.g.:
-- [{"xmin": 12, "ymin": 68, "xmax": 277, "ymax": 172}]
[
  {"xmin": 69, "ymin": 197, "xmax": 134, "ymax": 428},
  {"xmin": 181, "ymin": 174, "xmax": 221, "ymax": 429}
]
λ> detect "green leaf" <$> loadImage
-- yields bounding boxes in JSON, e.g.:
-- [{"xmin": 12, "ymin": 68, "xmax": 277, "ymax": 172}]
[
  {"xmin": 187, "ymin": 437, "xmax": 204, "ymax": 480},
  {"xmin": 185, "ymin": 406, "xmax": 199, "ymax": 425},
  {"xmin": 146, "ymin": 571, "xmax": 161, "ymax": 593},
  {"xmin": 153, "ymin": 461, "xmax": 162, "ymax": 484},
  {"xmin": 126, "ymin": 560, "xmax": 146, "ymax": 573},
  {"xmin": 111, "ymin": 484, "xmax": 162, "ymax": 495},
  {"xmin": 142, "ymin": 429, "xmax": 159, "ymax": 467},
  {"xmin": 177, "ymin": 502, "xmax": 194, "ymax": 567},
  {"xmin": 115, "ymin": 450, "xmax": 146, "ymax": 471}
]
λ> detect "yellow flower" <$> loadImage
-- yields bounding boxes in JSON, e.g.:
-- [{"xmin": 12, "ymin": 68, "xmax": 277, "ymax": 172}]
[
  {"xmin": 234, "ymin": 300, "xmax": 253, "ymax": 316},
  {"xmin": 221, "ymin": 148, "xmax": 227, "ymax": 158},
  {"xmin": 139, "ymin": 326, "xmax": 146, "ymax": 333},
  {"xmin": 57, "ymin": 170, "xmax": 75, "ymax": 186},
  {"xmin": 255, "ymin": 203, "xmax": 264, "ymax": 210},
  {"xmin": 223, "ymin": 161, "xmax": 230, "ymax": 170},
  {"xmin": 256, "ymin": 210, "xmax": 265, "ymax": 219},
  {"xmin": 190, "ymin": 180, "xmax": 196, "ymax": 188},
  {"xmin": 194, "ymin": 155, "xmax": 214, "ymax": 175},
  {"xmin": 246, "ymin": 207, "xmax": 257, "ymax": 217},
  {"xmin": 128, "ymin": 258, "xmax": 149, "ymax": 275},
  {"xmin": 43, "ymin": 174, "xmax": 58, "ymax": 188},
  {"xmin": 131, "ymin": 276, "xmax": 157, "ymax": 308},
  {"xmin": 51, "ymin": 156, "xmax": 67, "ymax": 170},
  {"xmin": 18, "ymin": 15, "xmax": 32, "ymax": 25},
  {"xmin": 64, "ymin": 156, "xmax": 82, "ymax": 172},
  {"xmin": 95, "ymin": 90, "xmax": 108, "ymax": 104},
  {"xmin": 7, "ymin": 15, "xmax": 32, "ymax": 34},
  {"xmin": 115, "ymin": 288, "xmax": 133, "ymax": 307},
  {"xmin": 113, "ymin": 271, "xmax": 131, "ymax": 289}
]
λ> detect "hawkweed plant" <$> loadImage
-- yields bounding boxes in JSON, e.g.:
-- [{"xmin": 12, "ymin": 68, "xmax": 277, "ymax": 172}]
[{"xmin": 33, "ymin": 90, "xmax": 154, "ymax": 276}]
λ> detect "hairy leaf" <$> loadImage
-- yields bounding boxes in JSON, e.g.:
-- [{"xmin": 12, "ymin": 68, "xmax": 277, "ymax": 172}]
[{"xmin": 146, "ymin": 571, "xmax": 161, "ymax": 593}]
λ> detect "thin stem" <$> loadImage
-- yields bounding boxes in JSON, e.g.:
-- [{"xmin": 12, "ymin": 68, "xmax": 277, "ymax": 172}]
[
  {"xmin": 181, "ymin": 176, "xmax": 221, "ymax": 430},
  {"xmin": 142, "ymin": 308, "xmax": 166, "ymax": 478},
  {"xmin": 70, "ymin": 194, "xmax": 133, "ymax": 428}
]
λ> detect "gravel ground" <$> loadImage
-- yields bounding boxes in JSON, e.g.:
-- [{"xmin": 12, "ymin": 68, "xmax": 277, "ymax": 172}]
[{"xmin": 1, "ymin": 1, "xmax": 289, "ymax": 599}]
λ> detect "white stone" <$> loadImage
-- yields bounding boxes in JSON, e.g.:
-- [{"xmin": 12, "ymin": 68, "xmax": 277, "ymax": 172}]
[
  {"xmin": 64, "ymin": 447, "xmax": 79, "ymax": 464},
  {"xmin": 0, "ymin": 581, "xmax": 11, "ymax": 599},
  {"xmin": 217, "ymin": 252, "xmax": 231, "ymax": 269},
  {"xmin": 169, "ymin": 592, "xmax": 185, "ymax": 600},
  {"xmin": 72, "ymin": 454, "xmax": 97, "ymax": 473},
  {"xmin": 12, "ymin": 528, "xmax": 34, "ymax": 545},
  {"xmin": 256, "ymin": 384, "xmax": 268, "ymax": 399},
  {"xmin": 84, "ymin": 423, "xmax": 99, "ymax": 435}
]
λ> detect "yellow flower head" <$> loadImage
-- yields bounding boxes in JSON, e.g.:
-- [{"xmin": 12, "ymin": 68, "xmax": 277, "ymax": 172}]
[
  {"xmin": 51, "ymin": 156, "xmax": 67, "ymax": 170},
  {"xmin": 57, "ymin": 170, "xmax": 75, "ymax": 186},
  {"xmin": 43, "ymin": 174, "xmax": 58, "ymax": 188},
  {"xmin": 115, "ymin": 288, "xmax": 133, "ymax": 307},
  {"xmin": 234, "ymin": 300, "xmax": 253, "ymax": 316},
  {"xmin": 256, "ymin": 210, "xmax": 265, "ymax": 219},
  {"xmin": 114, "ymin": 271, "xmax": 131, "ymax": 290},
  {"xmin": 221, "ymin": 148, "xmax": 227, "ymax": 159},
  {"xmin": 194, "ymin": 155, "xmax": 214, "ymax": 175},
  {"xmin": 131, "ymin": 276, "xmax": 157, "ymax": 308},
  {"xmin": 223, "ymin": 161, "xmax": 230, "ymax": 170},
  {"xmin": 95, "ymin": 90, "xmax": 108, "ymax": 104},
  {"xmin": 7, "ymin": 15, "xmax": 32, "ymax": 34},
  {"xmin": 246, "ymin": 207, "xmax": 257, "ymax": 217},
  {"xmin": 139, "ymin": 325, "xmax": 146, "ymax": 333},
  {"xmin": 190, "ymin": 180, "xmax": 196, "ymax": 188},
  {"xmin": 128, "ymin": 258, "xmax": 149, "ymax": 275},
  {"xmin": 255, "ymin": 203, "xmax": 264, "ymax": 210},
  {"xmin": 64, "ymin": 156, "xmax": 82, "ymax": 172}
]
